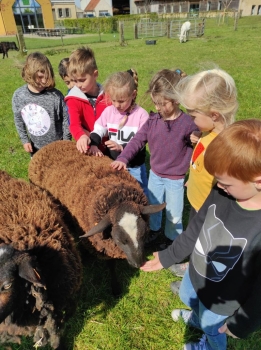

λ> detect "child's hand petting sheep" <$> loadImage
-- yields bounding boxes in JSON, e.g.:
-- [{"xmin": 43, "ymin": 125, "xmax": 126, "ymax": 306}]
[
  {"xmin": 105, "ymin": 140, "xmax": 123, "ymax": 152},
  {"xmin": 90, "ymin": 145, "xmax": 104, "ymax": 157},
  {"xmin": 110, "ymin": 160, "xmax": 127, "ymax": 170},
  {"xmin": 76, "ymin": 134, "xmax": 91, "ymax": 153}
]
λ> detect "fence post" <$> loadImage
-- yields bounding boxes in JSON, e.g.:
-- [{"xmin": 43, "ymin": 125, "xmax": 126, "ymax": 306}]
[
  {"xmin": 234, "ymin": 11, "xmax": 239, "ymax": 31},
  {"xmin": 16, "ymin": 26, "xmax": 27, "ymax": 56},
  {"xmin": 167, "ymin": 21, "xmax": 171, "ymax": 38},
  {"xmin": 119, "ymin": 21, "xmax": 125, "ymax": 45},
  {"xmin": 134, "ymin": 23, "xmax": 138, "ymax": 39}
]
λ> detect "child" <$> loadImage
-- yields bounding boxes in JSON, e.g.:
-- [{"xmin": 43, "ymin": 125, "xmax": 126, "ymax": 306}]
[
  {"xmin": 141, "ymin": 119, "xmax": 261, "ymax": 350},
  {"xmin": 89, "ymin": 69, "xmax": 149, "ymax": 196},
  {"xmin": 64, "ymin": 46, "xmax": 108, "ymax": 153},
  {"xmin": 111, "ymin": 69, "xmax": 198, "ymax": 243},
  {"xmin": 169, "ymin": 68, "xmax": 238, "ymax": 278},
  {"xmin": 12, "ymin": 52, "xmax": 71, "ymax": 156},
  {"xmin": 58, "ymin": 57, "xmax": 75, "ymax": 92}
]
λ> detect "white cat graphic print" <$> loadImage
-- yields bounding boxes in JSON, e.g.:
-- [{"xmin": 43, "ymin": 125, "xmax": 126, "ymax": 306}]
[
  {"xmin": 21, "ymin": 103, "xmax": 50, "ymax": 136},
  {"xmin": 192, "ymin": 204, "xmax": 247, "ymax": 282}
]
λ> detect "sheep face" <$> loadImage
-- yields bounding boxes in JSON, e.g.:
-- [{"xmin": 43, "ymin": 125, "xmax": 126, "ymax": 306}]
[
  {"xmin": 0, "ymin": 246, "xmax": 45, "ymax": 324},
  {"xmin": 0, "ymin": 247, "xmax": 18, "ymax": 323},
  {"xmin": 111, "ymin": 204, "xmax": 148, "ymax": 268}
]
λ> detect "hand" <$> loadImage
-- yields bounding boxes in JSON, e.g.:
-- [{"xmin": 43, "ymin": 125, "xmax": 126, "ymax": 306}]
[
  {"xmin": 76, "ymin": 135, "xmax": 90, "ymax": 154},
  {"xmin": 110, "ymin": 161, "xmax": 127, "ymax": 170},
  {"xmin": 90, "ymin": 145, "xmax": 104, "ymax": 157},
  {"xmin": 105, "ymin": 140, "xmax": 123, "ymax": 152},
  {"xmin": 190, "ymin": 131, "xmax": 202, "ymax": 144},
  {"xmin": 23, "ymin": 142, "xmax": 33, "ymax": 153},
  {"xmin": 140, "ymin": 252, "xmax": 164, "ymax": 272},
  {"xmin": 218, "ymin": 323, "xmax": 238, "ymax": 339}
]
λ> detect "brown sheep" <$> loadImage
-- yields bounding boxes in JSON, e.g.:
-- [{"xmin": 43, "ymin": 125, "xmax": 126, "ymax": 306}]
[
  {"xmin": 29, "ymin": 140, "xmax": 165, "ymax": 295},
  {"xmin": 0, "ymin": 170, "xmax": 82, "ymax": 349}
]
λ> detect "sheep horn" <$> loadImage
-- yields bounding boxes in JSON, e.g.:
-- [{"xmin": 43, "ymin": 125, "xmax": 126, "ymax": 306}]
[
  {"xmin": 140, "ymin": 202, "xmax": 166, "ymax": 215},
  {"xmin": 79, "ymin": 215, "xmax": 111, "ymax": 238}
]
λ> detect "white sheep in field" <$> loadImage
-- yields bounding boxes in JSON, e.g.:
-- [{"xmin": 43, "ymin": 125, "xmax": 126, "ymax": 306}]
[{"xmin": 179, "ymin": 21, "xmax": 191, "ymax": 43}]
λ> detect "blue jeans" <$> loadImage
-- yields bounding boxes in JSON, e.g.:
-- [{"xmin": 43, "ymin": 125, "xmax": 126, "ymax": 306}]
[
  {"xmin": 179, "ymin": 270, "xmax": 228, "ymax": 350},
  {"xmin": 147, "ymin": 170, "xmax": 184, "ymax": 240},
  {"xmin": 128, "ymin": 163, "xmax": 149, "ymax": 197}
]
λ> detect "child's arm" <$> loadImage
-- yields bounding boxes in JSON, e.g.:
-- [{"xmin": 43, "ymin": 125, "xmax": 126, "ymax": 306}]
[
  {"xmin": 61, "ymin": 97, "xmax": 71, "ymax": 140},
  {"xmin": 218, "ymin": 324, "xmax": 238, "ymax": 338},
  {"xmin": 190, "ymin": 130, "xmax": 202, "ymax": 144},
  {"xmin": 90, "ymin": 145, "xmax": 103, "ymax": 157},
  {"xmin": 114, "ymin": 120, "xmax": 149, "ymax": 168},
  {"xmin": 140, "ymin": 252, "xmax": 163, "ymax": 271},
  {"xmin": 12, "ymin": 92, "xmax": 31, "ymax": 152},
  {"xmin": 110, "ymin": 160, "xmax": 127, "ymax": 170},
  {"xmin": 23, "ymin": 143, "xmax": 33, "ymax": 153},
  {"xmin": 105, "ymin": 140, "xmax": 123, "ymax": 152},
  {"xmin": 76, "ymin": 134, "xmax": 91, "ymax": 154}
]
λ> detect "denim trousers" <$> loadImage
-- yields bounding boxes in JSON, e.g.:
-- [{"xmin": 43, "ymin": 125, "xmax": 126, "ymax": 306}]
[
  {"xmin": 179, "ymin": 270, "xmax": 228, "ymax": 350},
  {"xmin": 128, "ymin": 163, "xmax": 149, "ymax": 197},
  {"xmin": 147, "ymin": 170, "xmax": 184, "ymax": 240}
]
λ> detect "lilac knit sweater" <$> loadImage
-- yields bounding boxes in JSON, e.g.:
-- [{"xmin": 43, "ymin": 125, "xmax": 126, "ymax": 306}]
[{"xmin": 117, "ymin": 111, "xmax": 198, "ymax": 179}]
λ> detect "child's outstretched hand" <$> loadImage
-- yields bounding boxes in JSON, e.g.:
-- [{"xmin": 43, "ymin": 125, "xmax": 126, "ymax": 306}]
[
  {"xmin": 110, "ymin": 161, "xmax": 127, "ymax": 170},
  {"xmin": 76, "ymin": 135, "xmax": 91, "ymax": 154},
  {"xmin": 190, "ymin": 130, "xmax": 202, "ymax": 144},
  {"xmin": 90, "ymin": 145, "xmax": 103, "ymax": 157},
  {"xmin": 218, "ymin": 323, "xmax": 238, "ymax": 339},
  {"xmin": 105, "ymin": 140, "xmax": 123, "ymax": 152},
  {"xmin": 140, "ymin": 252, "xmax": 164, "ymax": 272}
]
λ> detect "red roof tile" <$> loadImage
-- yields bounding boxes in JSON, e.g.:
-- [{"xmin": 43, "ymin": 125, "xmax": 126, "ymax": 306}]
[{"xmin": 85, "ymin": 0, "xmax": 100, "ymax": 11}]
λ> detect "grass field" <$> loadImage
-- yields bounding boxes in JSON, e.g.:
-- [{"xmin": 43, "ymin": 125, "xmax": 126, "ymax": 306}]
[{"xmin": 0, "ymin": 15, "xmax": 261, "ymax": 350}]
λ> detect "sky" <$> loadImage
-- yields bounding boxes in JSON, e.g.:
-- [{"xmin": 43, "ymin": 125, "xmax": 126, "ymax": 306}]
[{"xmin": 75, "ymin": 0, "xmax": 81, "ymax": 9}]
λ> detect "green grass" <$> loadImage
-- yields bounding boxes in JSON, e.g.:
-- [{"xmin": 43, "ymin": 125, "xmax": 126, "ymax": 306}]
[{"xmin": 1, "ymin": 16, "xmax": 261, "ymax": 350}]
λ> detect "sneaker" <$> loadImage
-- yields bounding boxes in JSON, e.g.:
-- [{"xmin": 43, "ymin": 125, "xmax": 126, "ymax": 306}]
[
  {"xmin": 170, "ymin": 280, "xmax": 181, "ymax": 294},
  {"xmin": 145, "ymin": 229, "xmax": 161, "ymax": 244},
  {"xmin": 171, "ymin": 308, "xmax": 193, "ymax": 323},
  {"xmin": 171, "ymin": 309, "xmax": 199, "ymax": 329},
  {"xmin": 183, "ymin": 335, "xmax": 208, "ymax": 350},
  {"xmin": 169, "ymin": 262, "xmax": 189, "ymax": 277}
]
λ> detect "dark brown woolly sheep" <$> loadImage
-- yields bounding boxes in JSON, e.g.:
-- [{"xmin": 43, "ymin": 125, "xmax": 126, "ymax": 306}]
[
  {"xmin": 29, "ymin": 140, "xmax": 164, "ymax": 295},
  {"xmin": 0, "ymin": 170, "xmax": 82, "ymax": 349}
]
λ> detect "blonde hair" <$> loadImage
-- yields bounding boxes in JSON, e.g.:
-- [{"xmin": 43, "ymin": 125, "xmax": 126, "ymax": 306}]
[
  {"xmin": 147, "ymin": 68, "xmax": 187, "ymax": 102},
  {"xmin": 175, "ymin": 68, "xmax": 238, "ymax": 126},
  {"xmin": 68, "ymin": 46, "xmax": 97, "ymax": 78},
  {"xmin": 103, "ymin": 69, "xmax": 138, "ymax": 102},
  {"xmin": 205, "ymin": 119, "xmax": 261, "ymax": 182},
  {"xmin": 22, "ymin": 52, "xmax": 55, "ymax": 89}
]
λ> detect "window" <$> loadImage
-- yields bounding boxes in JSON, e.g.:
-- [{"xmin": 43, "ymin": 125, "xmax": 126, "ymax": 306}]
[
  {"xmin": 218, "ymin": 1, "xmax": 222, "ymax": 10},
  {"xmin": 58, "ymin": 8, "xmax": 63, "ymax": 17},
  {"xmin": 207, "ymin": 1, "xmax": 211, "ymax": 10},
  {"xmin": 65, "ymin": 8, "xmax": 71, "ymax": 17},
  {"xmin": 251, "ymin": 5, "xmax": 256, "ymax": 14}
]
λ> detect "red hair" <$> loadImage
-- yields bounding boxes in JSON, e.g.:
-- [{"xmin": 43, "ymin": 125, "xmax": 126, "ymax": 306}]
[{"xmin": 205, "ymin": 119, "xmax": 261, "ymax": 182}]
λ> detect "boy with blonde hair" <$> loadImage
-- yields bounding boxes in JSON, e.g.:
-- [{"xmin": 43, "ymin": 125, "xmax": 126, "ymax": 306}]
[
  {"xmin": 65, "ymin": 46, "xmax": 107, "ymax": 153},
  {"xmin": 141, "ymin": 119, "xmax": 261, "ymax": 350}
]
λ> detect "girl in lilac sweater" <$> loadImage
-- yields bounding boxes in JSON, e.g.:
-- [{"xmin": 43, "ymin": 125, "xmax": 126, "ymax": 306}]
[{"xmin": 111, "ymin": 69, "xmax": 198, "ymax": 243}]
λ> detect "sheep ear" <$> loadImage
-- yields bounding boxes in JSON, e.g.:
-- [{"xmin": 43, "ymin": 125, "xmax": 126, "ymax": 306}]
[
  {"xmin": 79, "ymin": 215, "xmax": 111, "ymax": 238},
  {"xmin": 140, "ymin": 202, "xmax": 166, "ymax": 215},
  {"xmin": 18, "ymin": 258, "xmax": 46, "ymax": 288}
]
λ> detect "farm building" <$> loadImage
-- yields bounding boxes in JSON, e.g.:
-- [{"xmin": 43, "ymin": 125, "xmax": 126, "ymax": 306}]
[
  {"xmin": 130, "ymin": 0, "xmax": 261, "ymax": 16},
  {"xmin": 0, "ymin": 0, "xmax": 80, "ymax": 35}
]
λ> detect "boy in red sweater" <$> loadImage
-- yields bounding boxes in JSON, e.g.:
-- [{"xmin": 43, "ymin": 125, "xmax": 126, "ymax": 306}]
[{"xmin": 65, "ymin": 46, "xmax": 107, "ymax": 153}]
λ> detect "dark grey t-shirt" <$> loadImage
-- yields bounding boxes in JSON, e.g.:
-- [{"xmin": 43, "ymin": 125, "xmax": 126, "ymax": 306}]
[{"xmin": 12, "ymin": 85, "xmax": 71, "ymax": 150}]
